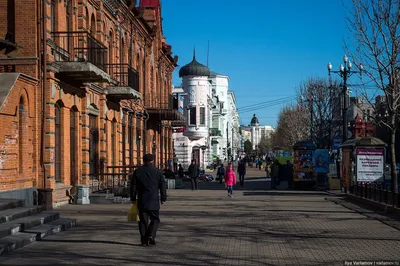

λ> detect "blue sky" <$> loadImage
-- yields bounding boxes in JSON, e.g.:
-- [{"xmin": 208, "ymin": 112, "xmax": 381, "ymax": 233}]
[{"xmin": 161, "ymin": 0, "xmax": 351, "ymax": 127}]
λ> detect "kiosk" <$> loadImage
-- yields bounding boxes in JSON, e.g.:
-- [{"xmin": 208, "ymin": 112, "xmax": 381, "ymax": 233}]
[{"xmin": 293, "ymin": 140, "xmax": 317, "ymax": 189}]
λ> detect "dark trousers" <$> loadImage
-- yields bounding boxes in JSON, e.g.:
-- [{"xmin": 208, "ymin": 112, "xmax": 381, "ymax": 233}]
[
  {"xmin": 138, "ymin": 210, "xmax": 160, "ymax": 243},
  {"xmin": 271, "ymin": 176, "xmax": 277, "ymax": 189},
  {"xmin": 239, "ymin": 173, "xmax": 245, "ymax": 186},
  {"xmin": 191, "ymin": 177, "xmax": 198, "ymax": 190}
]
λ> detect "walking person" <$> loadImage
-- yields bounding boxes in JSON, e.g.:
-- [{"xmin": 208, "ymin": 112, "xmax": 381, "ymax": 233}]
[
  {"xmin": 271, "ymin": 159, "xmax": 280, "ymax": 189},
  {"xmin": 130, "ymin": 154, "xmax": 167, "ymax": 246},
  {"xmin": 178, "ymin": 164, "xmax": 184, "ymax": 179},
  {"xmin": 224, "ymin": 163, "xmax": 237, "ymax": 197},
  {"xmin": 238, "ymin": 160, "xmax": 246, "ymax": 187},
  {"xmin": 217, "ymin": 164, "xmax": 225, "ymax": 184},
  {"xmin": 286, "ymin": 160, "xmax": 294, "ymax": 189},
  {"xmin": 188, "ymin": 159, "xmax": 200, "ymax": 191}
]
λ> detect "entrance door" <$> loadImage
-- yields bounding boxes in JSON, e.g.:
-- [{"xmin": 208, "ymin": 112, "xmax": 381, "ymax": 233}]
[
  {"xmin": 70, "ymin": 109, "xmax": 76, "ymax": 186},
  {"xmin": 192, "ymin": 148, "xmax": 200, "ymax": 166},
  {"xmin": 89, "ymin": 115, "xmax": 99, "ymax": 176}
]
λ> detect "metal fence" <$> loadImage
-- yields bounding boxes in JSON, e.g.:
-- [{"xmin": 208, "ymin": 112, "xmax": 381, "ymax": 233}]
[
  {"xmin": 90, "ymin": 164, "xmax": 137, "ymax": 194},
  {"xmin": 350, "ymin": 182, "xmax": 400, "ymax": 208}
]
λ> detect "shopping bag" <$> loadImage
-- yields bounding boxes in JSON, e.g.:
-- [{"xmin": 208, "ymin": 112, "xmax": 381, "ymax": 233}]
[{"xmin": 127, "ymin": 203, "xmax": 140, "ymax": 222}]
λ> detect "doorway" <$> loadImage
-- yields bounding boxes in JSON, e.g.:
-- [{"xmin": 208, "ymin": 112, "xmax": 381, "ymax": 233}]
[{"xmin": 89, "ymin": 115, "xmax": 99, "ymax": 176}]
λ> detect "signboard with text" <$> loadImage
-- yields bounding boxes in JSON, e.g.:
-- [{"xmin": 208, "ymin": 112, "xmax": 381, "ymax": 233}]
[{"xmin": 356, "ymin": 148, "xmax": 385, "ymax": 182}]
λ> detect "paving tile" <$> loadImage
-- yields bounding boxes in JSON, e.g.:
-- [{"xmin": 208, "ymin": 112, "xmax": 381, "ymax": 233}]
[{"xmin": 0, "ymin": 168, "xmax": 399, "ymax": 265}]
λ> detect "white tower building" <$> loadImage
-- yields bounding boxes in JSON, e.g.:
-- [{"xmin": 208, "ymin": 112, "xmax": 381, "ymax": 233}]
[{"xmin": 172, "ymin": 50, "xmax": 211, "ymax": 168}]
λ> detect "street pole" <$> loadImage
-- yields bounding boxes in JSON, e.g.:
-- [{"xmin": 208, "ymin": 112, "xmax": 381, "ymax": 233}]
[
  {"xmin": 342, "ymin": 71, "xmax": 348, "ymax": 143},
  {"xmin": 231, "ymin": 127, "xmax": 234, "ymax": 161}
]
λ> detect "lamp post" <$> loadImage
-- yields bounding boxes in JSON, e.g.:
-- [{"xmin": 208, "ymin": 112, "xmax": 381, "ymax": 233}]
[{"xmin": 327, "ymin": 55, "xmax": 363, "ymax": 143}]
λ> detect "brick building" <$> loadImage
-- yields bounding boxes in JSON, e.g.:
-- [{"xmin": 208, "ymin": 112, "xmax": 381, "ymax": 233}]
[{"xmin": 0, "ymin": 0, "xmax": 183, "ymax": 207}]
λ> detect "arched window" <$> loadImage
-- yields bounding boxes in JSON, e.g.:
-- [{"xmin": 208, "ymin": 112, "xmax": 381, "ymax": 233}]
[
  {"xmin": 55, "ymin": 103, "xmax": 62, "ymax": 182},
  {"xmin": 111, "ymin": 119, "xmax": 117, "ymax": 166},
  {"xmin": 18, "ymin": 98, "xmax": 25, "ymax": 173},
  {"xmin": 66, "ymin": 0, "xmax": 72, "ymax": 53},
  {"xmin": 120, "ymin": 37, "xmax": 125, "ymax": 64}
]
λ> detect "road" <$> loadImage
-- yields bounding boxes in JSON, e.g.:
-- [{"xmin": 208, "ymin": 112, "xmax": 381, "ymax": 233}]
[{"xmin": 0, "ymin": 168, "xmax": 399, "ymax": 265}]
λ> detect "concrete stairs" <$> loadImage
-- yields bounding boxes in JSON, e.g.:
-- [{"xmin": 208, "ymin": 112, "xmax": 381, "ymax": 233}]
[{"xmin": 0, "ymin": 198, "xmax": 76, "ymax": 255}]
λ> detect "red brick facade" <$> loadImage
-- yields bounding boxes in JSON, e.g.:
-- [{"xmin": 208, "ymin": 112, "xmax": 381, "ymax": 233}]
[{"xmin": 0, "ymin": 0, "xmax": 177, "ymax": 206}]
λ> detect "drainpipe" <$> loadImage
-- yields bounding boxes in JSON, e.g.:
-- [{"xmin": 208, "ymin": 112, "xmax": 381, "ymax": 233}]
[{"xmin": 38, "ymin": 0, "xmax": 53, "ymax": 211}]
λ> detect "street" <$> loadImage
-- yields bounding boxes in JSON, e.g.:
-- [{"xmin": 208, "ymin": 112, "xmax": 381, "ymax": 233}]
[{"xmin": 0, "ymin": 168, "xmax": 399, "ymax": 265}]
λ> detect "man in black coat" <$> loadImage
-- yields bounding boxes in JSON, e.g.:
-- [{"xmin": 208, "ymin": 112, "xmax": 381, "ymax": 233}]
[
  {"xmin": 130, "ymin": 154, "xmax": 167, "ymax": 246},
  {"xmin": 188, "ymin": 159, "xmax": 200, "ymax": 190}
]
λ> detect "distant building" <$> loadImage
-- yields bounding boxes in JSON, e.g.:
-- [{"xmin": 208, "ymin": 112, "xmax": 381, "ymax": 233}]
[{"xmin": 245, "ymin": 114, "xmax": 274, "ymax": 150}]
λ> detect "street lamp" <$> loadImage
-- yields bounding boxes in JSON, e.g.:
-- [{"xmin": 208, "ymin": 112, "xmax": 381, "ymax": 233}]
[{"xmin": 327, "ymin": 56, "xmax": 363, "ymax": 143}]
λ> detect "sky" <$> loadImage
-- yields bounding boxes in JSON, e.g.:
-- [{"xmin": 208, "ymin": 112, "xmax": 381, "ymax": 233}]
[{"xmin": 160, "ymin": 0, "xmax": 352, "ymax": 128}]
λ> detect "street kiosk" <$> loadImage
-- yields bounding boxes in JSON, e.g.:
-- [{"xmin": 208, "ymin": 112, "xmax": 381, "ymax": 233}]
[{"xmin": 293, "ymin": 140, "xmax": 317, "ymax": 189}]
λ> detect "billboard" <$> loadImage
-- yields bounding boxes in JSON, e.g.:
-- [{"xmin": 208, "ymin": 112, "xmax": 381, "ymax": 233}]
[
  {"xmin": 356, "ymin": 148, "xmax": 385, "ymax": 182},
  {"xmin": 313, "ymin": 149, "xmax": 329, "ymax": 173}
]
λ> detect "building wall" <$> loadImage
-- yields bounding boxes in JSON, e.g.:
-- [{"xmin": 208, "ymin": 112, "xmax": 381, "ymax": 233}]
[{"xmin": 0, "ymin": 0, "xmax": 177, "ymax": 205}]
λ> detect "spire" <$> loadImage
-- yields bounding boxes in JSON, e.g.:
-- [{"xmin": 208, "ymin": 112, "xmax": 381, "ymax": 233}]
[{"xmin": 193, "ymin": 46, "xmax": 196, "ymax": 60}]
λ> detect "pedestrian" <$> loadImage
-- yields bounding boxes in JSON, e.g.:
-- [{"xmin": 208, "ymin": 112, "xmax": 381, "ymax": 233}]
[
  {"xmin": 130, "ymin": 154, "xmax": 167, "ymax": 246},
  {"xmin": 178, "ymin": 164, "xmax": 184, "ymax": 179},
  {"xmin": 188, "ymin": 159, "xmax": 200, "ymax": 190},
  {"xmin": 238, "ymin": 160, "xmax": 246, "ymax": 187},
  {"xmin": 224, "ymin": 163, "xmax": 237, "ymax": 197},
  {"xmin": 173, "ymin": 154, "xmax": 178, "ymax": 173},
  {"xmin": 271, "ymin": 159, "xmax": 280, "ymax": 189},
  {"xmin": 286, "ymin": 160, "xmax": 294, "ymax": 189},
  {"xmin": 217, "ymin": 164, "xmax": 225, "ymax": 184}
]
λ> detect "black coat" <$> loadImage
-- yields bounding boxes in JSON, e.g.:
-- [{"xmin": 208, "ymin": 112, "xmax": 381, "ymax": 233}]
[{"xmin": 130, "ymin": 164, "xmax": 167, "ymax": 211}]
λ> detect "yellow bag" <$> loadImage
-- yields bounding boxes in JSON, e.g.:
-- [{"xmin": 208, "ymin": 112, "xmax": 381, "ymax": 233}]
[{"xmin": 127, "ymin": 203, "xmax": 140, "ymax": 222}]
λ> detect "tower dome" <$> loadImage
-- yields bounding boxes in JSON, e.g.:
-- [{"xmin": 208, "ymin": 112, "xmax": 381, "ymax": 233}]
[
  {"xmin": 250, "ymin": 114, "xmax": 259, "ymax": 126},
  {"xmin": 179, "ymin": 49, "xmax": 210, "ymax": 77}
]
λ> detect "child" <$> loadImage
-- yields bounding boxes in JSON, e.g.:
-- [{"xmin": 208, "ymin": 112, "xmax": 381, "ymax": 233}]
[{"xmin": 224, "ymin": 163, "xmax": 237, "ymax": 197}]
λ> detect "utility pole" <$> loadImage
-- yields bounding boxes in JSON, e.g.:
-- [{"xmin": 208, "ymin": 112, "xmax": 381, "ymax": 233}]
[{"xmin": 231, "ymin": 126, "xmax": 234, "ymax": 162}]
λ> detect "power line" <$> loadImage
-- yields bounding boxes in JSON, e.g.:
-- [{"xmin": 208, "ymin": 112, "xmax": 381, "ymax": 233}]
[
  {"xmin": 239, "ymin": 96, "xmax": 297, "ymax": 113},
  {"xmin": 237, "ymin": 95, "xmax": 297, "ymax": 111}
]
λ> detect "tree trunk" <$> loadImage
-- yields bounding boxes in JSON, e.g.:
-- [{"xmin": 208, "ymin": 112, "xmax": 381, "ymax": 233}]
[{"xmin": 390, "ymin": 128, "xmax": 398, "ymax": 193}]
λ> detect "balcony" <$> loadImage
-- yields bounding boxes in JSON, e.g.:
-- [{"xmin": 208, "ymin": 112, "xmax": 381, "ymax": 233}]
[
  {"xmin": 49, "ymin": 31, "xmax": 111, "ymax": 84},
  {"xmin": 147, "ymin": 95, "xmax": 186, "ymax": 122},
  {"xmin": 105, "ymin": 64, "xmax": 142, "ymax": 101},
  {"xmin": 210, "ymin": 128, "xmax": 222, "ymax": 137}
]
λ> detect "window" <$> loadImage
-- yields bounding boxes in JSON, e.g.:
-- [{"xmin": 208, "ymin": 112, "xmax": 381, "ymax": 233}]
[
  {"xmin": 111, "ymin": 120, "xmax": 117, "ymax": 166},
  {"xmin": 200, "ymin": 107, "xmax": 205, "ymax": 125},
  {"xmin": 51, "ymin": 1, "xmax": 56, "ymax": 34},
  {"xmin": 55, "ymin": 104, "xmax": 62, "ymax": 182},
  {"xmin": 189, "ymin": 107, "xmax": 196, "ymax": 125},
  {"xmin": 18, "ymin": 99, "xmax": 24, "ymax": 173},
  {"xmin": 70, "ymin": 109, "xmax": 76, "ymax": 185}
]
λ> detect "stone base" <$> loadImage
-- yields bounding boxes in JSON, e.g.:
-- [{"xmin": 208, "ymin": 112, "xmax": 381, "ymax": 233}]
[
  {"xmin": 75, "ymin": 185, "xmax": 90, "ymax": 205},
  {"xmin": 0, "ymin": 187, "xmax": 38, "ymax": 206}
]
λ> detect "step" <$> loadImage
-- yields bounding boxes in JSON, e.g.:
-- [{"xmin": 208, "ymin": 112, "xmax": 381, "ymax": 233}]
[
  {"xmin": 25, "ymin": 218, "xmax": 77, "ymax": 240},
  {"xmin": 0, "ymin": 199, "xmax": 24, "ymax": 211},
  {"xmin": 0, "ymin": 212, "xmax": 59, "ymax": 238},
  {"xmin": 0, "ymin": 206, "xmax": 42, "ymax": 224},
  {"xmin": 0, "ymin": 232, "xmax": 36, "ymax": 255}
]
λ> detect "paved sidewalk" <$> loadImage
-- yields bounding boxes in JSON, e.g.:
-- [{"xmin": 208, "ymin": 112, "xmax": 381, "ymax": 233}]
[{"xmin": 0, "ymin": 168, "xmax": 399, "ymax": 265}]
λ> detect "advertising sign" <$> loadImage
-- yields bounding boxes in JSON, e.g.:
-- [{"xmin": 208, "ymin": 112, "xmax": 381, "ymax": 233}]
[
  {"xmin": 313, "ymin": 149, "xmax": 329, "ymax": 173},
  {"xmin": 356, "ymin": 148, "xmax": 385, "ymax": 182}
]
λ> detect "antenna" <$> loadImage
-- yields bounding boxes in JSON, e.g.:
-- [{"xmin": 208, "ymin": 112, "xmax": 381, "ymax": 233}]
[{"xmin": 207, "ymin": 40, "xmax": 210, "ymax": 68}]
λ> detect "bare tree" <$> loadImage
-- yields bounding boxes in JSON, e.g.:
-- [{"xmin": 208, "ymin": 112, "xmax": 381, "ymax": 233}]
[
  {"xmin": 346, "ymin": 0, "xmax": 400, "ymax": 192},
  {"xmin": 297, "ymin": 77, "xmax": 341, "ymax": 148},
  {"xmin": 272, "ymin": 105, "xmax": 308, "ymax": 151}
]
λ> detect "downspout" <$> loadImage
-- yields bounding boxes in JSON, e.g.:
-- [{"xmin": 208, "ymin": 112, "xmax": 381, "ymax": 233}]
[
  {"xmin": 39, "ymin": 0, "xmax": 53, "ymax": 210},
  {"xmin": 143, "ymin": 47, "xmax": 149, "ymax": 155},
  {"xmin": 40, "ymin": 0, "xmax": 47, "ymax": 189}
]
